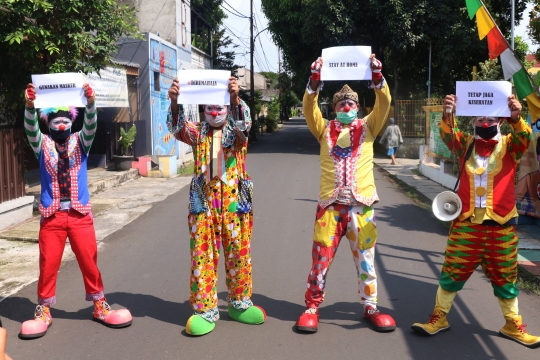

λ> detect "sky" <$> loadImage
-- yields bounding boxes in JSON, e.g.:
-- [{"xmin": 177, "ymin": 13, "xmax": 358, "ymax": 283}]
[
  {"xmin": 221, "ymin": 0, "xmax": 279, "ymax": 73},
  {"xmin": 220, "ymin": 1, "xmax": 538, "ymax": 75}
]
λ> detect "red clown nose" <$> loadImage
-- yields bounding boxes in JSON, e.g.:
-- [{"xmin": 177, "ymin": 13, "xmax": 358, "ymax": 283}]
[
  {"xmin": 482, "ymin": 123, "xmax": 488, "ymax": 128},
  {"xmin": 211, "ymin": 110, "xmax": 218, "ymax": 117},
  {"xmin": 344, "ymin": 104, "xmax": 350, "ymax": 112},
  {"xmin": 59, "ymin": 125, "xmax": 66, "ymax": 131}
]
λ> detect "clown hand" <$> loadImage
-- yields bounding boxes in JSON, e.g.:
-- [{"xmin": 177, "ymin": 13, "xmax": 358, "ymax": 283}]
[
  {"xmin": 228, "ymin": 76, "xmax": 240, "ymax": 106},
  {"xmin": 507, "ymin": 94, "xmax": 522, "ymax": 124},
  {"xmin": 25, "ymin": 83, "xmax": 36, "ymax": 109},
  {"xmin": 369, "ymin": 54, "xmax": 382, "ymax": 85},
  {"xmin": 82, "ymin": 83, "xmax": 96, "ymax": 106}
]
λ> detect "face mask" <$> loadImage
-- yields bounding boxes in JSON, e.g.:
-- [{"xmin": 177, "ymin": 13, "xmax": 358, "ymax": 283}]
[
  {"xmin": 49, "ymin": 127, "xmax": 71, "ymax": 142},
  {"xmin": 475, "ymin": 124, "xmax": 499, "ymax": 140},
  {"xmin": 336, "ymin": 110, "xmax": 357, "ymax": 124},
  {"xmin": 204, "ymin": 105, "xmax": 228, "ymax": 128}
]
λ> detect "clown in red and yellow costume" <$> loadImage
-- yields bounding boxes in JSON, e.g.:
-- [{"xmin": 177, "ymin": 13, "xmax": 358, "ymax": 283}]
[
  {"xmin": 411, "ymin": 93, "xmax": 540, "ymax": 348},
  {"xmin": 19, "ymin": 83, "xmax": 132, "ymax": 339},
  {"xmin": 295, "ymin": 55, "xmax": 396, "ymax": 333}
]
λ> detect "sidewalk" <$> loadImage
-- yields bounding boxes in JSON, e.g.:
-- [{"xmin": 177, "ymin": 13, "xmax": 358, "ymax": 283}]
[
  {"xmin": 373, "ymin": 155, "xmax": 540, "ymax": 279},
  {"xmin": 0, "ymin": 169, "xmax": 191, "ymax": 300}
]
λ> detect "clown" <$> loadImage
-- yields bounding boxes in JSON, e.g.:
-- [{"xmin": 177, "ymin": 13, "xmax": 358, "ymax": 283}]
[
  {"xmin": 20, "ymin": 83, "xmax": 132, "ymax": 339},
  {"xmin": 411, "ymin": 94, "xmax": 540, "ymax": 348},
  {"xmin": 167, "ymin": 76, "xmax": 265, "ymax": 336},
  {"xmin": 295, "ymin": 55, "xmax": 396, "ymax": 333}
]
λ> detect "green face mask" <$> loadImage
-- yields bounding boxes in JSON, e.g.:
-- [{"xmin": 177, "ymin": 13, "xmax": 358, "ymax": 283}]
[{"xmin": 336, "ymin": 110, "xmax": 357, "ymax": 124}]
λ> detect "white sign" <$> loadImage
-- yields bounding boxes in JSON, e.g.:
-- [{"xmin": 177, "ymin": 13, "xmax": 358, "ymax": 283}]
[
  {"xmin": 32, "ymin": 73, "xmax": 87, "ymax": 108},
  {"xmin": 455, "ymin": 81, "xmax": 512, "ymax": 117},
  {"xmin": 177, "ymin": 70, "xmax": 231, "ymax": 105},
  {"xmin": 320, "ymin": 46, "xmax": 372, "ymax": 81},
  {"xmin": 87, "ymin": 67, "xmax": 129, "ymax": 108}
]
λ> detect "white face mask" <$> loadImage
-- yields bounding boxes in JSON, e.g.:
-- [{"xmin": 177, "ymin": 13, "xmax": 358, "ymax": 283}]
[{"xmin": 204, "ymin": 105, "xmax": 228, "ymax": 128}]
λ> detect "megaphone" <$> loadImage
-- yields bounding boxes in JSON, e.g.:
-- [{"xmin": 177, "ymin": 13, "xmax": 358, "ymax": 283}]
[{"xmin": 432, "ymin": 191, "xmax": 462, "ymax": 221}]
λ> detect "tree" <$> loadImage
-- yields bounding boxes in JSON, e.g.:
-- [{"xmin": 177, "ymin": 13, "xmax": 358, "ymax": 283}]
[
  {"xmin": 259, "ymin": 71, "xmax": 279, "ymax": 89},
  {"xmin": 213, "ymin": 26, "xmax": 239, "ymax": 77},
  {"xmin": 261, "ymin": 0, "xmax": 526, "ymax": 104},
  {"xmin": 0, "ymin": 0, "xmax": 140, "ymax": 125}
]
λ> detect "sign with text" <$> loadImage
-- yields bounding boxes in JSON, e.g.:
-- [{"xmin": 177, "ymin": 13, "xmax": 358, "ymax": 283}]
[
  {"xmin": 177, "ymin": 69, "xmax": 230, "ymax": 105},
  {"xmin": 87, "ymin": 67, "xmax": 129, "ymax": 108},
  {"xmin": 320, "ymin": 46, "xmax": 372, "ymax": 81},
  {"xmin": 32, "ymin": 73, "xmax": 87, "ymax": 108},
  {"xmin": 455, "ymin": 81, "xmax": 512, "ymax": 117}
]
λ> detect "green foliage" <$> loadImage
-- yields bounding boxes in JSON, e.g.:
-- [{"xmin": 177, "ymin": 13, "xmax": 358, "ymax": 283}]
[
  {"xmin": 213, "ymin": 26, "xmax": 239, "ymax": 77},
  {"xmin": 0, "ymin": 0, "xmax": 141, "ymax": 125},
  {"xmin": 119, "ymin": 124, "xmax": 137, "ymax": 155},
  {"xmin": 474, "ymin": 58, "xmax": 502, "ymax": 81},
  {"xmin": 261, "ymin": 0, "xmax": 526, "ymax": 103},
  {"xmin": 259, "ymin": 71, "xmax": 279, "ymax": 89},
  {"xmin": 529, "ymin": 1, "xmax": 540, "ymax": 60},
  {"xmin": 265, "ymin": 97, "xmax": 280, "ymax": 132}
]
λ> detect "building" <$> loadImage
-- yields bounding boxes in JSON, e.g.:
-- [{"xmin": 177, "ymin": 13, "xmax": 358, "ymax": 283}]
[
  {"xmin": 237, "ymin": 67, "xmax": 271, "ymax": 91},
  {"xmin": 110, "ymin": 0, "xmax": 213, "ymax": 166}
]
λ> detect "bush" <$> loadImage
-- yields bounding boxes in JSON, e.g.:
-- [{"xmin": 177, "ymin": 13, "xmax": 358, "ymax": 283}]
[{"xmin": 266, "ymin": 97, "xmax": 280, "ymax": 132}]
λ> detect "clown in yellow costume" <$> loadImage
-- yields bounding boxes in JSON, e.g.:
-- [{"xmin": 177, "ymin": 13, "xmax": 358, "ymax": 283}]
[
  {"xmin": 167, "ymin": 76, "xmax": 265, "ymax": 336},
  {"xmin": 295, "ymin": 55, "xmax": 396, "ymax": 333}
]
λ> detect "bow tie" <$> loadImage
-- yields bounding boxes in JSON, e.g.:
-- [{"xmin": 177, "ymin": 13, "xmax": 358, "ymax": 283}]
[{"xmin": 475, "ymin": 139, "xmax": 498, "ymax": 157}]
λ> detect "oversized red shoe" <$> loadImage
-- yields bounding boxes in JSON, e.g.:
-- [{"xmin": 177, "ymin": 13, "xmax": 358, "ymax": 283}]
[
  {"xmin": 363, "ymin": 306, "xmax": 396, "ymax": 332},
  {"xmin": 296, "ymin": 308, "xmax": 319, "ymax": 333}
]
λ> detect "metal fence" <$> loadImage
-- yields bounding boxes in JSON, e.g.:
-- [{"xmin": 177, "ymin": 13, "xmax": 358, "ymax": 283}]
[
  {"xmin": 393, "ymin": 98, "xmax": 443, "ymax": 137},
  {"xmin": 0, "ymin": 128, "xmax": 26, "ymax": 203}
]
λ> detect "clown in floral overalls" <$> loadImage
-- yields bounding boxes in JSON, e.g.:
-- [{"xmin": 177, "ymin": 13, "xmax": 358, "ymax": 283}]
[
  {"xmin": 295, "ymin": 55, "xmax": 396, "ymax": 333},
  {"xmin": 167, "ymin": 76, "xmax": 265, "ymax": 336}
]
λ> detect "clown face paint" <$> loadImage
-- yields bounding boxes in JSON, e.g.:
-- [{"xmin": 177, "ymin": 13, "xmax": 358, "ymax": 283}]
[
  {"xmin": 473, "ymin": 116, "xmax": 500, "ymax": 140},
  {"xmin": 49, "ymin": 117, "xmax": 72, "ymax": 142},
  {"xmin": 204, "ymin": 105, "xmax": 228, "ymax": 128},
  {"xmin": 335, "ymin": 99, "xmax": 358, "ymax": 124}
]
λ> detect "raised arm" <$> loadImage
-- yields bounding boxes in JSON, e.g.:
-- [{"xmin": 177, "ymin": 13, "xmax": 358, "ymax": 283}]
[
  {"xmin": 365, "ymin": 55, "xmax": 391, "ymax": 137},
  {"xmin": 78, "ymin": 83, "xmax": 97, "ymax": 154},
  {"xmin": 303, "ymin": 57, "xmax": 326, "ymax": 141},
  {"xmin": 504, "ymin": 94, "xmax": 532, "ymax": 161},
  {"xmin": 166, "ymin": 77, "xmax": 199, "ymax": 146},
  {"xmin": 23, "ymin": 84, "xmax": 42, "ymax": 159},
  {"xmin": 228, "ymin": 76, "xmax": 251, "ymax": 143},
  {"xmin": 438, "ymin": 94, "xmax": 469, "ymax": 158}
]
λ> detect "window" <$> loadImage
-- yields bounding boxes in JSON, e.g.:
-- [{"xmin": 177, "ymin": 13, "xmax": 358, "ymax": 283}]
[{"xmin": 153, "ymin": 71, "xmax": 160, "ymax": 92}]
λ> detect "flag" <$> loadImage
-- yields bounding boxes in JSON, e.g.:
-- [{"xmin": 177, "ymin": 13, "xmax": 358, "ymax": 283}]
[{"xmin": 466, "ymin": 0, "xmax": 540, "ymax": 104}]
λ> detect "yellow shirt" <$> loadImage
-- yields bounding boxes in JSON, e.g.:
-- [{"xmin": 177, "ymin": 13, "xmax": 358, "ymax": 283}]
[{"xmin": 303, "ymin": 83, "xmax": 391, "ymax": 208}]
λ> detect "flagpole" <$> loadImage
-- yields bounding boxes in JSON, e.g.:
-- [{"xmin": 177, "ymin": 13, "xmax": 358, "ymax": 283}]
[{"xmin": 511, "ymin": 0, "xmax": 515, "ymax": 51}]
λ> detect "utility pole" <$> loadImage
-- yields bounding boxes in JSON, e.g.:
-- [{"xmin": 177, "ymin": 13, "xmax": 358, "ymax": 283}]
[
  {"xmin": 511, "ymin": 0, "xmax": 515, "ymax": 50},
  {"xmin": 278, "ymin": 47, "xmax": 282, "ymax": 120},
  {"xmin": 427, "ymin": 40, "xmax": 431, "ymax": 103},
  {"xmin": 249, "ymin": 0, "xmax": 255, "ymax": 120}
]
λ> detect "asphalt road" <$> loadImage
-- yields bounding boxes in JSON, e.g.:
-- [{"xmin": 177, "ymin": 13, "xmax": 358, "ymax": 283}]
[{"xmin": 1, "ymin": 118, "xmax": 540, "ymax": 359}]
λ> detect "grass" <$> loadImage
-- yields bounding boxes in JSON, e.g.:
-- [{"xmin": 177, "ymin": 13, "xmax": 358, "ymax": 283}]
[
  {"xmin": 177, "ymin": 161, "xmax": 194, "ymax": 176},
  {"xmin": 374, "ymin": 163, "xmax": 540, "ymax": 296}
]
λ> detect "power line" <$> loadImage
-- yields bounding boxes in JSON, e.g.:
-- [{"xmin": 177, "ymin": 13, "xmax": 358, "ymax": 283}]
[{"xmin": 222, "ymin": 1, "xmax": 250, "ymax": 18}]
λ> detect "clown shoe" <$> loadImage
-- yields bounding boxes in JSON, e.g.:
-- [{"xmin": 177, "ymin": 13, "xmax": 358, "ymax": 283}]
[
  {"xmin": 19, "ymin": 305, "xmax": 52, "ymax": 339},
  {"xmin": 186, "ymin": 314, "xmax": 216, "ymax": 336},
  {"xmin": 93, "ymin": 298, "xmax": 132, "ymax": 328},
  {"xmin": 296, "ymin": 307, "xmax": 319, "ymax": 333},
  {"xmin": 363, "ymin": 306, "xmax": 396, "ymax": 332},
  {"xmin": 228, "ymin": 305, "xmax": 266, "ymax": 325},
  {"xmin": 499, "ymin": 315, "xmax": 540, "ymax": 348}
]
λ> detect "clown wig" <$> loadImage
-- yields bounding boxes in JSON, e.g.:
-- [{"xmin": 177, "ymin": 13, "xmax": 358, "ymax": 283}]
[{"xmin": 39, "ymin": 106, "xmax": 79, "ymax": 123}]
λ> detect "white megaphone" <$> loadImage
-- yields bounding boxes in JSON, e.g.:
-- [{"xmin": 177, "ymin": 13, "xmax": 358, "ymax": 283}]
[{"xmin": 432, "ymin": 191, "xmax": 462, "ymax": 221}]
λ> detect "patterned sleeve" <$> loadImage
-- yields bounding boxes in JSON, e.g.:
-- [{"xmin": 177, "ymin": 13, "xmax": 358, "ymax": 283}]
[
  {"xmin": 166, "ymin": 104, "xmax": 199, "ymax": 146},
  {"xmin": 232, "ymin": 99, "xmax": 251, "ymax": 143},
  {"xmin": 438, "ymin": 118, "xmax": 468, "ymax": 158},
  {"xmin": 506, "ymin": 118, "xmax": 532, "ymax": 161},
  {"xmin": 24, "ymin": 106, "xmax": 42, "ymax": 159},
  {"xmin": 78, "ymin": 103, "xmax": 98, "ymax": 154}
]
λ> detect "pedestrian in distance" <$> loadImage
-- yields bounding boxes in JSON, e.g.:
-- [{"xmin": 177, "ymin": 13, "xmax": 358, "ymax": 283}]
[
  {"xmin": 379, "ymin": 117, "xmax": 403, "ymax": 165},
  {"xmin": 295, "ymin": 54, "xmax": 396, "ymax": 333},
  {"xmin": 167, "ymin": 76, "xmax": 266, "ymax": 336},
  {"xmin": 411, "ymin": 93, "xmax": 540, "ymax": 348},
  {"xmin": 19, "ymin": 83, "xmax": 132, "ymax": 340}
]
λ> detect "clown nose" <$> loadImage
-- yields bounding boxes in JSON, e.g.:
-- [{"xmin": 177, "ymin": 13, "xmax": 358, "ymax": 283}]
[
  {"xmin": 59, "ymin": 125, "xmax": 66, "ymax": 131},
  {"xmin": 211, "ymin": 110, "xmax": 218, "ymax": 117},
  {"xmin": 344, "ymin": 105, "xmax": 350, "ymax": 112},
  {"xmin": 482, "ymin": 123, "xmax": 488, "ymax": 128}
]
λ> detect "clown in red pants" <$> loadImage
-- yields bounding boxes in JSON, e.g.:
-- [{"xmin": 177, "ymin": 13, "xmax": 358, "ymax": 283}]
[
  {"xmin": 38, "ymin": 210, "xmax": 103, "ymax": 304},
  {"xmin": 20, "ymin": 83, "xmax": 132, "ymax": 339}
]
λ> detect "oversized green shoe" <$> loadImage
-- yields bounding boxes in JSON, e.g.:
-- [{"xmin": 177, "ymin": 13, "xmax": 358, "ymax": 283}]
[
  {"xmin": 185, "ymin": 314, "xmax": 215, "ymax": 336},
  {"xmin": 228, "ymin": 305, "xmax": 266, "ymax": 325}
]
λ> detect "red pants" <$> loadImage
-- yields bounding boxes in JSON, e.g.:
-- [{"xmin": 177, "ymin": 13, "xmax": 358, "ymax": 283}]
[{"xmin": 38, "ymin": 210, "xmax": 104, "ymax": 306}]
